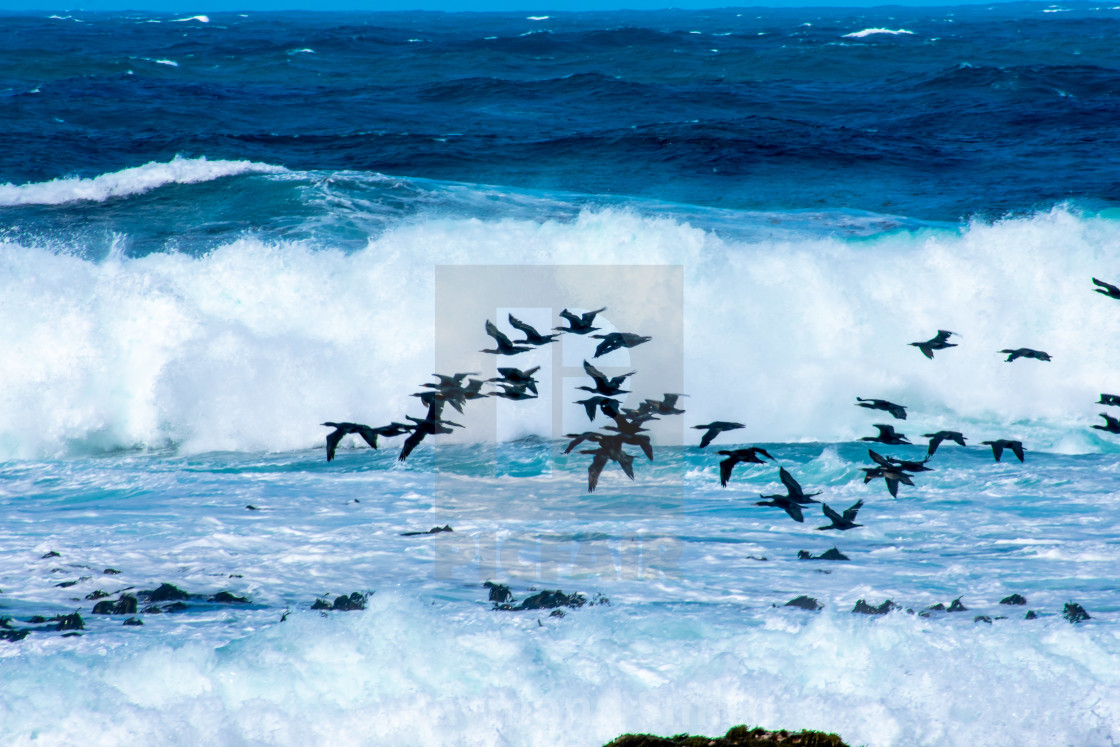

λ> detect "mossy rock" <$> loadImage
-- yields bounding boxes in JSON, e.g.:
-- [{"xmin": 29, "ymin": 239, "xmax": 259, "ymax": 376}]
[{"xmin": 604, "ymin": 724, "xmax": 850, "ymax": 746}]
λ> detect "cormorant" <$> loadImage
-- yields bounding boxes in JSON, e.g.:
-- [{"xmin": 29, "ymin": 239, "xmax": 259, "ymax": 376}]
[
  {"xmin": 817, "ymin": 500, "xmax": 864, "ymax": 531},
  {"xmin": 591, "ymin": 331, "xmax": 651, "ymax": 358},
  {"xmin": 692, "ymin": 421, "xmax": 745, "ymax": 449},
  {"xmin": 860, "ymin": 424, "xmax": 911, "ymax": 445},
  {"xmin": 577, "ymin": 360, "xmax": 636, "ymax": 397},
  {"xmin": 910, "ymin": 330, "xmax": 957, "ymax": 359},
  {"xmin": 1000, "ymin": 348, "xmax": 1051, "ymax": 362},
  {"xmin": 718, "ymin": 447, "xmax": 775, "ymax": 487},
  {"xmin": 981, "ymin": 439, "xmax": 1025, "ymax": 463},
  {"xmin": 554, "ymin": 307, "xmax": 606, "ymax": 335},
  {"xmin": 923, "ymin": 430, "xmax": 967, "ymax": 457},
  {"xmin": 855, "ymin": 397, "xmax": 907, "ymax": 420},
  {"xmin": 508, "ymin": 314, "xmax": 559, "ymax": 345},
  {"xmin": 481, "ymin": 320, "xmax": 534, "ymax": 356}
]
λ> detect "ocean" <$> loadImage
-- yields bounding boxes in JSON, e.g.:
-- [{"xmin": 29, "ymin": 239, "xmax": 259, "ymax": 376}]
[{"xmin": 2, "ymin": 4, "xmax": 1120, "ymax": 745}]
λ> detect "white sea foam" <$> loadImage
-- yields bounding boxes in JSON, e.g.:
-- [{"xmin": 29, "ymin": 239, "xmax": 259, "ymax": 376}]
[
  {"xmin": 0, "ymin": 591, "xmax": 1117, "ymax": 746},
  {"xmin": 2, "ymin": 205, "xmax": 1120, "ymax": 457},
  {"xmin": 171, "ymin": 14, "xmax": 209, "ymax": 22},
  {"xmin": 843, "ymin": 28, "xmax": 916, "ymax": 38},
  {"xmin": 0, "ymin": 156, "xmax": 285, "ymax": 207}
]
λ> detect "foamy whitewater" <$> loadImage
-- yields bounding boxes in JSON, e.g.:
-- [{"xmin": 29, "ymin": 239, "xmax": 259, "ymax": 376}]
[{"xmin": 3, "ymin": 5, "xmax": 1120, "ymax": 746}]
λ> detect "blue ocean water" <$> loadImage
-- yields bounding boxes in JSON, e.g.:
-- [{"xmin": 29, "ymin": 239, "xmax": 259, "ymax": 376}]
[{"xmin": 2, "ymin": 4, "xmax": 1120, "ymax": 746}]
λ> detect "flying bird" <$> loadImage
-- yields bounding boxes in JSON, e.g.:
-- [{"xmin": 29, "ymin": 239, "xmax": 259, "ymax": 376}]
[
  {"xmin": 817, "ymin": 500, "xmax": 865, "ymax": 531},
  {"xmin": 555, "ymin": 307, "xmax": 606, "ymax": 335},
  {"xmin": 575, "ymin": 396, "xmax": 621, "ymax": 421},
  {"xmin": 718, "ymin": 447, "xmax": 775, "ymax": 487},
  {"xmin": 910, "ymin": 330, "xmax": 957, "ymax": 359},
  {"xmin": 855, "ymin": 397, "xmax": 907, "ymax": 420},
  {"xmin": 481, "ymin": 320, "xmax": 534, "ymax": 356},
  {"xmin": 763, "ymin": 466, "xmax": 822, "ymax": 505},
  {"xmin": 398, "ymin": 404, "xmax": 463, "ymax": 461},
  {"xmin": 591, "ymin": 331, "xmax": 652, "ymax": 358},
  {"xmin": 860, "ymin": 424, "xmax": 911, "ymax": 445},
  {"xmin": 577, "ymin": 360, "xmax": 636, "ymax": 397},
  {"xmin": 488, "ymin": 366, "xmax": 541, "ymax": 395},
  {"xmin": 638, "ymin": 393, "xmax": 688, "ymax": 417},
  {"xmin": 1000, "ymin": 348, "xmax": 1051, "ymax": 362},
  {"xmin": 981, "ymin": 439, "xmax": 1025, "ymax": 463},
  {"xmin": 508, "ymin": 314, "xmax": 559, "ymax": 346},
  {"xmin": 322, "ymin": 421, "xmax": 413, "ymax": 461},
  {"xmin": 692, "ymin": 421, "xmax": 745, "ymax": 449},
  {"xmin": 1092, "ymin": 277, "xmax": 1120, "ymax": 300},
  {"xmin": 1097, "ymin": 393, "xmax": 1120, "ymax": 407},
  {"xmin": 861, "ymin": 465, "xmax": 914, "ymax": 498},
  {"xmin": 1092, "ymin": 413, "xmax": 1120, "ymax": 434},
  {"xmin": 923, "ymin": 430, "xmax": 967, "ymax": 457},
  {"xmin": 581, "ymin": 439, "xmax": 635, "ymax": 492}
]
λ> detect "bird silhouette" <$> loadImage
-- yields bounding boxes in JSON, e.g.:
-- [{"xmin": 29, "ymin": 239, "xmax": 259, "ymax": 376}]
[
  {"xmin": 1092, "ymin": 277, "xmax": 1120, "ymax": 300},
  {"xmin": 577, "ymin": 360, "xmax": 636, "ymax": 397},
  {"xmin": 692, "ymin": 421, "xmax": 745, "ymax": 449},
  {"xmin": 1092, "ymin": 413, "xmax": 1120, "ymax": 434},
  {"xmin": 488, "ymin": 366, "xmax": 541, "ymax": 395},
  {"xmin": 554, "ymin": 307, "xmax": 606, "ymax": 335},
  {"xmin": 1000, "ymin": 348, "xmax": 1051, "ymax": 362},
  {"xmin": 591, "ymin": 331, "xmax": 651, "ymax": 358},
  {"xmin": 856, "ymin": 397, "xmax": 907, "ymax": 420},
  {"xmin": 817, "ymin": 500, "xmax": 864, "ymax": 531},
  {"xmin": 508, "ymin": 314, "xmax": 559, "ymax": 345},
  {"xmin": 923, "ymin": 430, "xmax": 967, "ymax": 457},
  {"xmin": 981, "ymin": 439, "xmax": 1025, "ymax": 463},
  {"xmin": 481, "ymin": 320, "xmax": 534, "ymax": 356},
  {"xmin": 322, "ymin": 421, "xmax": 413, "ymax": 461},
  {"xmin": 910, "ymin": 330, "xmax": 957, "ymax": 359},
  {"xmin": 860, "ymin": 424, "xmax": 911, "ymax": 445},
  {"xmin": 718, "ymin": 447, "xmax": 774, "ymax": 486}
]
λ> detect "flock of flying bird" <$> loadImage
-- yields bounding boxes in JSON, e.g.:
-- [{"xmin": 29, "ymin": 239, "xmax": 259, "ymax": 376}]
[{"xmin": 321, "ymin": 276, "xmax": 1120, "ymax": 532}]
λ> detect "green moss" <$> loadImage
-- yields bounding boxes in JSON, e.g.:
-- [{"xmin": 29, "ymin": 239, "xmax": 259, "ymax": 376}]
[{"xmin": 604, "ymin": 724, "xmax": 851, "ymax": 747}]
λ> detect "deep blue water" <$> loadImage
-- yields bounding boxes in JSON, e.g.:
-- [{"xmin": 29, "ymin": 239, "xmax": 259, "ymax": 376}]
[
  {"xmin": 2, "ymin": 3, "xmax": 1120, "ymax": 225},
  {"xmin": 3, "ymin": 6, "xmax": 1120, "ymax": 746}
]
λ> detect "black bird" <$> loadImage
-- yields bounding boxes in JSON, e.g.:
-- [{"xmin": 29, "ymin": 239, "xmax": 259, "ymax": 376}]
[
  {"xmin": 322, "ymin": 421, "xmax": 413, "ymax": 461},
  {"xmin": 564, "ymin": 431, "xmax": 610, "ymax": 454},
  {"xmin": 577, "ymin": 360, "xmax": 636, "ymax": 397},
  {"xmin": 981, "ymin": 439, "xmax": 1025, "ymax": 463},
  {"xmin": 575, "ymin": 396, "xmax": 621, "ymax": 421},
  {"xmin": 1092, "ymin": 413, "xmax": 1120, "ymax": 434},
  {"xmin": 923, "ymin": 430, "xmax": 967, "ymax": 457},
  {"xmin": 1098, "ymin": 393, "xmax": 1120, "ymax": 407},
  {"xmin": 508, "ymin": 314, "xmax": 559, "ymax": 346},
  {"xmin": 1092, "ymin": 277, "xmax": 1120, "ymax": 300},
  {"xmin": 490, "ymin": 383, "xmax": 538, "ymax": 401},
  {"xmin": 855, "ymin": 397, "xmax": 907, "ymax": 420},
  {"xmin": 581, "ymin": 440, "xmax": 635, "ymax": 492},
  {"xmin": 638, "ymin": 393, "xmax": 688, "ymax": 416},
  {"xmin": 1000, "ymin": 348, "xmax": 1051, "ymax": 362},
  {"xmin": 910, "ymin": 330, "xmax": 957, "ymax": 359},
  {"xmin": 755, "ymin": 493, "xmax": 805, "ymax": 523},
  {"xmin": 591, "ymin": 331, "xmax": 652, "ymax": 358},
  {"xmin": 718, "ymin": 447, "xmax": 775, "ymax": 487},
  {"xmin": 693, "ymin": 421, "xmax": 745, "ymax": 449},
  {"xmin": 555, "ymin": 307, "xmax": 606, "ymax": 335},
  {"xmin": 860, "ymin": 424, "xmax": 911, "ymax": 445},
  {"xmin": 868, "ymin": 449, "xmax": 931, "ymax": 474},
  {"xmin": 398, "ymin": 404, "xmax": 463, "ymax": 461},
  {"xmin": 602, "ymin": 412, "xmax": 657, "ymax": 461},
  {"xmin": 817, "ymin": 500, "xmax": 864, "ymax": 531},
  {"xmin": 861, "ymin": 465, "xmax": 915, "ymax": 498},
  {"xmin": 488, "ymin": 366, "xmax": 541, "ymax": 395},
  {"xmin": 765, "ymin": 466, "xmax": 822, "ymax": 505},
  {"xmin": 481, "ymin": 320, "xmax": 534, "ymax": 356}
]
